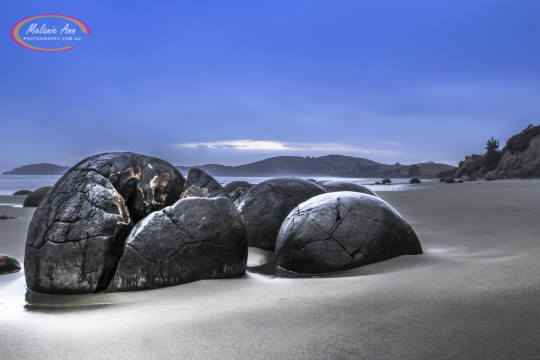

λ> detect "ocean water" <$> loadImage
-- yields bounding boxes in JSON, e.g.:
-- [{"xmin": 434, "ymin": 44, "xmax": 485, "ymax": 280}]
[
  {"xmin": 0, "ymin": 175, "xmax": 63, "ymax": 195},
  {"xmin": 0, "ymin": 174, "xmax": 424, "ymax": 196}
]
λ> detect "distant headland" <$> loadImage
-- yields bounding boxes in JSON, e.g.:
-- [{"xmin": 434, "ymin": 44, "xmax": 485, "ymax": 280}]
[
  {"xmin": 3, "ymin": 156, "xmax": 453, "ymax": 178},
  {"xmin": 177, "ymin": 155, "xmax": 453, "ymax": 178},
  {"xmin": 2, "ymin": 163, "xmax": 70, "ymax": 175}
]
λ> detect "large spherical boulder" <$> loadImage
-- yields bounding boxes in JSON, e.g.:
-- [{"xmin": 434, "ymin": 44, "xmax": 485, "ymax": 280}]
[
  {"xmin": 0, "ymin": 254, "xmax": 21, "ymax": 275},
  {"xmin": 24, "ymin": 152, "xmax": 185, "ymax": 294},
  {"xmin": 410, "ymin": 178, "xmax": 421, "ymax": 184},
  {"xmin": 318, "ymin": 180, "xmax": 377, "ymax": 197},
  {"xmin": 180, "ymin": 168, "xmax": 227, "ymax": 199},
  {"xmin": 108, "ymin": 197, "xmax": 246, "ymax": 291},
  {"xmin": 382, "ymin": 178, "xmax": 391, "ymax": 184},
  {"xmin": 237, "ymin": 178, "xmax": 326, "ymax": 250},
  {"xmin": 23, "ymin": 187, "xmax": 52, "ymax": 207},
  {"xmin": 275, "ymin": 191, "xmax": 422, "ymax": 274}
]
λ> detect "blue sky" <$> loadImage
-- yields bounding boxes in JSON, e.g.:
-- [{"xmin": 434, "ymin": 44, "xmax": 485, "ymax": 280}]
[{"xmin": 1, "ymin": 0, "xmax": 540, "ymax": 171}]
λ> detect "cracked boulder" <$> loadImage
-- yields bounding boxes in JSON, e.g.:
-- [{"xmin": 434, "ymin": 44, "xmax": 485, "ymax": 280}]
[
  {"xmin": 181, "ymin": 168, "xmax": 227, "ymax": 199},
  {"xmin": 224, "ymin": 181, "xmax": 252, "ymax": 204},
  {"xmin": 0, "ymin": 254, "xmax": 21, "ymax": 275},
  {"xmin": 24, "ymin": 152, "xmax": 185, "ymax": 294},
  {"xmin": 318, "ymin": 180, "xmax": 377, "ymax": 197},
  {"xmin": 275, "ymin": 191, "xmax": 422, "ymax": 274},
  {"xmin": 237, "ymin": 178, "xmax": 327, "ymax": 250},
  {"xmin": 108, "ymin": 197, "xmax": 247, "ymax": 291}
]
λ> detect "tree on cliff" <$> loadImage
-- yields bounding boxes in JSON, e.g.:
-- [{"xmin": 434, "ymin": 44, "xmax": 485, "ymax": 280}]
[
  {"xmin": 484, "ymin": 136, "xmax": 501, "ymax": 172},
  {"xmin": 486, "ymin": 137, "xmax": 499, "ymax": 153}
]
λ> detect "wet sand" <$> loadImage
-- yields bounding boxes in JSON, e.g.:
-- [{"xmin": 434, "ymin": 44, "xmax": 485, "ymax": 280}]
[{"xmin": 1, "ymin": 180, "xmax": 539, "ymax": 359}]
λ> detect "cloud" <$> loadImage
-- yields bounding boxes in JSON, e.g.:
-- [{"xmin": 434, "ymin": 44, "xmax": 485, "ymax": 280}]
[{"xmin": 178, "ymin": 140, "xmax": 398, "ymax": 156}]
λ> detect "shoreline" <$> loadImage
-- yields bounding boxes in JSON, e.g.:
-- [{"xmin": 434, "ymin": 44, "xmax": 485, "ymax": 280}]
[{"xmin": 1, "ymin": 179, "xmax": 539, "ymax": 359}]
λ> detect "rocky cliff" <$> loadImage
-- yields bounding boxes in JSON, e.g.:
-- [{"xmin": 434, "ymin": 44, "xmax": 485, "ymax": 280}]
[
  {"xmin": 496, "ymin": 126, "xmax": 540, "ymax": 177},
  {"xmin": 445, "ymin": 124, "xmax": 540, "ymax": 179}
]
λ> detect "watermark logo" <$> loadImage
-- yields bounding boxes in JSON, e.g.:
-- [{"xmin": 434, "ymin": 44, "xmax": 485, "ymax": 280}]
[{"xmin": 10, "ymin": 14, "xmax": 91, "ymax": 52}]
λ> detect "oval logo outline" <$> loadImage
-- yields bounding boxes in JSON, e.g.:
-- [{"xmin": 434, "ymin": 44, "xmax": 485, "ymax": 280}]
[{"xmin": 10, "ymin": 14, "xmax": 91, "ymax": 52}]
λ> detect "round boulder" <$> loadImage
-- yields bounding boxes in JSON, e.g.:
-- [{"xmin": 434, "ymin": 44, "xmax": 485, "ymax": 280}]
[
  {"xmin": 276, "ymin": 191, "xmax": 422, "ymax": 274},
  {"xmin": 23, "ymin": 187, "xmax": 52, "ymax": 207},
  {"xmin": 485, "ymin": 171, "xmax": 497, "ymax": 181},
  {"xmin": 24, "ymin": 152, "xmax": 185, "ymax": 294},
  {"xmin": 180, "ymin": 168, "xmax": 227, "ymax": 198},
  {"xmin": 224, "ymin": 181, "xmax": 252, "ymax": 203},
  {"xmin": 108, "ymin": 197, "xmax": 246, "ymax": 291},
  {"xmin": 318, "ymin": 180, "xmax": 377, "ymax": 197},
  {"xmin": 0, "ymin": 254, "xmax": 21, "ymax": 275},
  {"xmin": 237, "ymin": 178, "xmax": 326, "ymax": 250},
  {"xmin": 445, "ymin": 178, "xmax": 456, "ymax": 184},
  {"xmin": 382, "ymin": 178, "xmax": 391, "ymax": 184},
  {"xmin": 410, "ymin": 178, "xmax": 421, "ymax": 184},
  {"xmin": 223, "ymin": 181, "xmax": 252, "ymax": 194}
]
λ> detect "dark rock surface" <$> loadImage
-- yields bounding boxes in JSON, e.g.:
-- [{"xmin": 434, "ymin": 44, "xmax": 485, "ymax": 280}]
[
  {"xmin": 23, "ymin": 187, "xmax": 52, "ymax": 207},
  {"xmin": 237, "ymin": 178, "xmax": 327, "ymax": 250},
  {"xmin": 318, "ymin": 180, "xmax": 377, "ymax": 197},
  {"xmin": 224, "ymin": 181, "xmax": 252, "ymax": 203},
  {"xmin": 181, "ymin": 168, "xmax": 227, "ymax": 199},
  {"xmin": 0, "ymin": 254, "xmax": 21, "ymax": 275},
  {"xmin": 410, "ymin": 178, "xmax": 421, "ymax": 184},
  {"xmin": 0, "ymin": 214, "xmax": 17, "ymax": 220},
  {"xmin": 24, "ymin": 152, "xmax": 185, "ymax": 294},
  {"xmin": 485, "ymin": 171, "xmax": 497, "ymax": 181},
  {"xmin": 497, "ymin": 171, "xmax": 505, "ymax": 179},
  {"xmin": 13, "ymin": 190, "xmax": 32, "ymax": 196},
  {"xmin": 445, "ymin": 178, "xmax": 456, "ymax": 184},
  {"xmin": 382, "ymin": 179, "xmax": 391, "ymax": 184},
  {"xmin": 275, "ymin": 192, "xmax": 422, "ymax": 274},
  {"xmin": 223, "ymin": 181, "xmax": 252, "ymax": 193},
  {"xmin": 109, "ymin": 197, "xmax": 246, "ymax": 291}
]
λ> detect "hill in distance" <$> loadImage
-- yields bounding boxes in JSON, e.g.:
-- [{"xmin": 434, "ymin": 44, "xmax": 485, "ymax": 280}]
[
  {"xmin": 2, "ymin": 163, "xmax": 70, "ymax": 175},
  {"xmin": 4, "ymin": 155, "xmax": 454, "ymax": 178},
  {"xmin": 178, "ymin": 155, "xmax": 454, "ymax": 178}
]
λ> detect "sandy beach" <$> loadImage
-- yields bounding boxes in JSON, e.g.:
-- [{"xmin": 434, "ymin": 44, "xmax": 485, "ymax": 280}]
[{"xmin": 1, "ymin": 180, "xmax": 539, "ymax": 359}]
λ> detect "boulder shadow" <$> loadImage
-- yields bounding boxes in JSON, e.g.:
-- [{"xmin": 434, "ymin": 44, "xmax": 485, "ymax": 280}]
[{"xmin": 24, "ymin": 289, "xmax": 127, "ymax": 313}]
